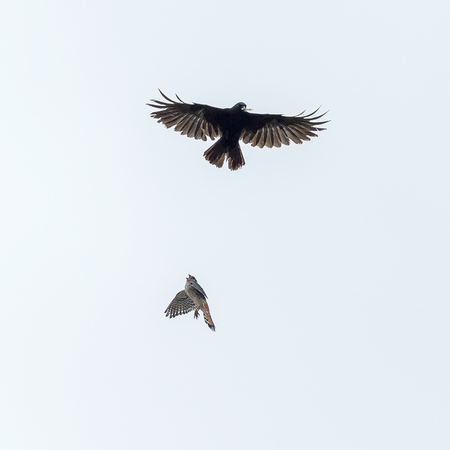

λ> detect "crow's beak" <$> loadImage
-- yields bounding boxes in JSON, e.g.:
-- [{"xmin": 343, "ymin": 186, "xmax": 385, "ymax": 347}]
[{"xmin": 245, "ymin": 107, "xmax": 253, "ymax": 112}]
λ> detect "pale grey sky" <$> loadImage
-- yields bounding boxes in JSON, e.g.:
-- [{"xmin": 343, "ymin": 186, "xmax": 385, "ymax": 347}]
[{"xmin": 1, "ymin": 0, "xmax": 450, "ymax": 449}]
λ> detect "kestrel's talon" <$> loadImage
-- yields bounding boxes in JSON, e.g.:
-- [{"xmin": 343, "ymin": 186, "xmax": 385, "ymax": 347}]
[{"xmin": 194, "ymin": 309, "xmax": 200, "ymax": 319}]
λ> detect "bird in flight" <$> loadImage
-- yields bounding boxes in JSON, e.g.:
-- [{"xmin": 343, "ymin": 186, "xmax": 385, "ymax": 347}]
[
  {"xmin": 148, "ymin": 90, "xmax": 328, "ymax": 170},
  {"xmin": 164, "ymin": 275, "xmax": 215, "ymax": 331}
]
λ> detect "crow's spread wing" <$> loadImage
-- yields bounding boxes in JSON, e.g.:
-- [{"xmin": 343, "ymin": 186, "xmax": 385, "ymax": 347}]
[
  {"xmin": 148, "ymin": 90, "xmax": 224, "ymax": 141},
  {"xmin": 240, "ymin": 110, "xmax": 328, "ymax": 148}
]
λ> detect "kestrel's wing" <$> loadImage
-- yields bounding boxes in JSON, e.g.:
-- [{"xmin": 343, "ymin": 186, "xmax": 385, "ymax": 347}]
[
  {"xmin": 240, "ymin": 109, "xmax": 328, "ymax": 148},
  {"xmin": 147, "ymin": 90, "xmax": 224, "ymax": 141},
  {"xmin": 164, "ymin": 290, "xmax": 197, "ymax": 318},
  {"xmin": 189, "ymin": 280, "xmax": 208, "ymax": 299}
]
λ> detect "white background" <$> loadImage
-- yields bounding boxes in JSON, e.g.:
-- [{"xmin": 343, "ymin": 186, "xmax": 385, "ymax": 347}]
[{"xmin": 1, "ymin": 0, "xmax": 449, "ymax": 448}]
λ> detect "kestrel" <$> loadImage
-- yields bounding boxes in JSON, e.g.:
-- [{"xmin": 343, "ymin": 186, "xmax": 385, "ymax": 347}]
[
  {"xmin": 147, "ymin": 90, "xmax": 328, "ymax": 171},
  {"xmin": 164, "ymin": 275, "xmax": 215, "ymax": 331}
]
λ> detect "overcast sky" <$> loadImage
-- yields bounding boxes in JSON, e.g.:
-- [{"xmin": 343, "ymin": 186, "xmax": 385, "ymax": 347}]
[{"xmin": 1, "ymin": 0, "xmax": 450, "ymax": 449}]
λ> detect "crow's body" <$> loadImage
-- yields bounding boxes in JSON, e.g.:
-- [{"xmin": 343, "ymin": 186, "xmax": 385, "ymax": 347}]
[{"xmin": 148, "ymin": 90, "xmax": 328, "ymax": 170}]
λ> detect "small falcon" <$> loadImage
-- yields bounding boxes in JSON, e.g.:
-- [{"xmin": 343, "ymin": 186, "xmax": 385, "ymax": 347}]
[
  {"xmin": 164, "ymin": 275, "xmax": 215, "ymax": 331},
  {"xmin": 147, "ymin": 90, "xmax": 328, "ymax": 171}
]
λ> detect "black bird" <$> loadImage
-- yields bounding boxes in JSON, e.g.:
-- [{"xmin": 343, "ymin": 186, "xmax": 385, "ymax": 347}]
[{"xmin": 147, "ymin": 90, "xmax": 328, "ymax": 171}]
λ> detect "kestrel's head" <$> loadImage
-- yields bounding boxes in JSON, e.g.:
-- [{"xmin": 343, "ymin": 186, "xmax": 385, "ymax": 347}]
[{"xmin": 187, "ymin": 274, "xmax": 195, "ymax": 280}]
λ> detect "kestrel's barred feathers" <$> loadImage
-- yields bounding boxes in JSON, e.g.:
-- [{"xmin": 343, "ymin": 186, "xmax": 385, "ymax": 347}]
[
  {"xmin": 204, "ymin": 308, "xmax": 215, "ymax": 332},
  {"xmin": 164, "ymin": 290, "xmax": 197, "ymax": 318}
]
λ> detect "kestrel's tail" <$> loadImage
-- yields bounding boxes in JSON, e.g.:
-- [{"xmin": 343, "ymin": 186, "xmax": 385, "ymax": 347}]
[{"xmin": 202, "ymin": 303, "xmax": 216, "ymax": 332}]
